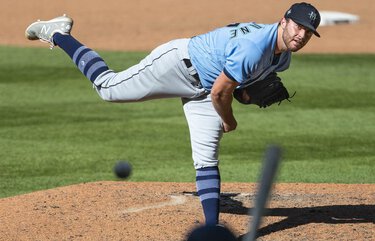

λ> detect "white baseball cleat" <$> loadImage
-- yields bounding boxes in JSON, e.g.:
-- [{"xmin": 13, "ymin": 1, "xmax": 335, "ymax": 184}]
[{"xmin": 25, "ymin": 14, "xmax": 73, "ymax": 49}]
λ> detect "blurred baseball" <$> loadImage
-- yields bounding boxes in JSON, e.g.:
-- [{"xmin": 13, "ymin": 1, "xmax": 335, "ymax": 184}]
[
  {"xmin": 186, "ymin": 225, "xmax": 237, "ymax": 241},
  {"xmin": 114, "ymin": 160, "xmax": 132, "ymax": 179}
]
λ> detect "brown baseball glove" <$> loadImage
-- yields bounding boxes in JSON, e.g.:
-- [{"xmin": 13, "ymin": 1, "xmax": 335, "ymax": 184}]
[{"xmin": 233, "ymin": 72, "xmax": 295, "ymax": 108}]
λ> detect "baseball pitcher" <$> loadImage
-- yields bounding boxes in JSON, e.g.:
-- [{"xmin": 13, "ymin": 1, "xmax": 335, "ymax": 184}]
[{"xmin": 25, "ymin": 2, "xmax": 320, "ymax": 226}]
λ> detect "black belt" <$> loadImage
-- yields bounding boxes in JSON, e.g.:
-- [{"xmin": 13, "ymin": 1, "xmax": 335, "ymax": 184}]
[{"xmin": 183, "ymin": 58, "xmax": 201, "ymax": 82}]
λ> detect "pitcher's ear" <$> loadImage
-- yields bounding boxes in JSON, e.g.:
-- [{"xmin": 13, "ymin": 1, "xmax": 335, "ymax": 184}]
[{"xmin": 280, "ymin": 17, "xmax": 288, "ymax": 29}]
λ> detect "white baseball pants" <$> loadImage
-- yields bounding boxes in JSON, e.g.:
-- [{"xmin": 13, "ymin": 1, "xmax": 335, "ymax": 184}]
[{"xmin": 92, "ymin": 39, "xmax": 223, "ymax": 169}]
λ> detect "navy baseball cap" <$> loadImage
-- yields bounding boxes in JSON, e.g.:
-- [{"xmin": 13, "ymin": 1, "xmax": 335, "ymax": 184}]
[{"xmin": 284, "ymin": 2, "xmax": 321, "ymax": 37}]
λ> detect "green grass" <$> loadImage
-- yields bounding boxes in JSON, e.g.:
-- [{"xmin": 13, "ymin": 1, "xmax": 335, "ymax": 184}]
[{"xmin": 0, "ymin": 46, "xmax": 374, "ymax": 198}]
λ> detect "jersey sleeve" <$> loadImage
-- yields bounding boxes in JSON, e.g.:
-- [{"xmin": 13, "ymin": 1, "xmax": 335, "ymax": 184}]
[{"xmin": 223, "ymin": 39, "xmax": 263, "ymax": 84}]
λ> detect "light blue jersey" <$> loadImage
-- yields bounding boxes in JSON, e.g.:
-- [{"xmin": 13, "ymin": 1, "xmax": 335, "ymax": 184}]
[{"xmin": 188, "ymin": 22, "xmax": 291, "ymax": 90}]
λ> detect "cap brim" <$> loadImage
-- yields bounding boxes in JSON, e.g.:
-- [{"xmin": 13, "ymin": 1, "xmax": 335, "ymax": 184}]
[{"xmin": 293, "ymin": 19, "xmax": 321, "ymax": 38}]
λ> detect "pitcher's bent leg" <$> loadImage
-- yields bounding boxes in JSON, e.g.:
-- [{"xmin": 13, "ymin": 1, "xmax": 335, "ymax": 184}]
[
  {"xmin": 183, "ymin": 95, "xmax": 223, "ymax": 225},
  {"xmin": 182, "ymin": 94, "xmax": 223, "ymax": 169}
]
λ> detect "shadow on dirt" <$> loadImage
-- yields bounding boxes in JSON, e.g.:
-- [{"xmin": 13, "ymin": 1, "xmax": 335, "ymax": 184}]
[{"xmin": 218, "ymin": 193, "xmax": 375, "ymax": 240}]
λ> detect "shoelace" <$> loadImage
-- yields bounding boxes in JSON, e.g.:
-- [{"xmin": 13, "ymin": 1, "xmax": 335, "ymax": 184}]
[{"xmin": 39, "ymin": 38, "xmax": 55, "ymax": 49}]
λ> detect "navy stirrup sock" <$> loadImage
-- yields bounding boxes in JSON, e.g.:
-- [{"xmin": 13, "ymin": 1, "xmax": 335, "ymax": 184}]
[
  {"xmin": 53, "ymin": 33, "xmax": 109, "ymax": 83},
  {"xmin": 196, "ymin": 166, "xmax": 221, "ymax": 225}
]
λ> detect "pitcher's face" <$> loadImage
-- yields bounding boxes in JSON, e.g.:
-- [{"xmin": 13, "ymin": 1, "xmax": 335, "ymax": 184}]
[{"xmin": 281, "ymin": 18, "xmax": 313, "ymax": 52}]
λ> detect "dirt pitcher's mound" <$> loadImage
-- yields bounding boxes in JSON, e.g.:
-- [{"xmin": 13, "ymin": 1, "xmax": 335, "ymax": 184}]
[{"xmin": 0, "ymin": 182, "xmax": 374, "ymax": 241}]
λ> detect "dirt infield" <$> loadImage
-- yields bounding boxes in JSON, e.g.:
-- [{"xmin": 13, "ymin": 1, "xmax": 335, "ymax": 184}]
[
  {"xmin": 0, "ymin": 182, "xmax": 374, "ymax": 241},
  {"xmin": 3, "ymin": 0, "xmax": 375, "ymax": 53},
  {"xmin": 1, "ymin": 0, "xmax": 375, "ymax": 240}
]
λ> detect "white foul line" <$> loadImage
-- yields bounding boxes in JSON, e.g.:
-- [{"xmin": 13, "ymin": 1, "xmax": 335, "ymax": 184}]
[{"xmin": 122, "ymin": 195, "xmax": 187, "ymax": 213}]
